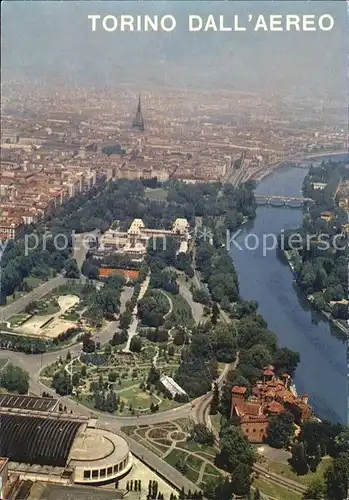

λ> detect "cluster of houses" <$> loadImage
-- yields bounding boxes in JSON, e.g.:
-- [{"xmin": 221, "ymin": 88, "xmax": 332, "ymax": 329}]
[{"xmin": 231, "ymin": 366, "xmax": 312, "ymax": 443}]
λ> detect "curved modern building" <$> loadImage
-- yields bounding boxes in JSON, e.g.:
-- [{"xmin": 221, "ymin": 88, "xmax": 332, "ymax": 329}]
[
  {"xmin": 69, "ymin": 426, "xmax": 132, "ymax": 484},
  {"xmin": 0, "ymin": 398, "xmax": 132, "ymax": 486}
]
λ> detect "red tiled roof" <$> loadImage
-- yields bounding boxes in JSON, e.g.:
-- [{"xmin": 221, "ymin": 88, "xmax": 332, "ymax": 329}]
[
  {"xmin": 241, "ymin": 414, "xmax": 269, "ymax": 423},
  {"xmin": 244, "ymin": 402, "xmax": 262, "ymax": 415},
  {"xmin": 266, "ymin": 401, "xmax": 284, "ymax": 414},
  {"xmin": 232, "ymin": 386, "xmax": 247, "ymax": 395},
  {"xmin": 235, "ymin": 402, "xmax": 263, "ymax": 417},
  {"xmin": 99, "ymin": 268, "xmax": 140, "ymax": 279}
]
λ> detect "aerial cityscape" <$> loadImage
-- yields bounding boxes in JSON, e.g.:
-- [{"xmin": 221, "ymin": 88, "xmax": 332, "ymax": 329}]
[{"xmin": 0, "ymin": 2, "xmax": 348, "ymax": 500}]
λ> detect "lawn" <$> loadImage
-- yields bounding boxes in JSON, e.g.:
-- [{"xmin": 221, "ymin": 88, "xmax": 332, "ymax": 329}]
[
  {"xmin": 184, "ymin": 466, "xmax": 199, "ymax": 484},
  {"xmin": 61, "ymin": 311, "xmax": 79, "ymax": 321},
  {"xmin": 147, "ymin": 428, "xmax": 169, "ymax": 439},
  {"xmin": 122, "ymin": 420, "xmax": 223, "ymax": 487},
  {"xmin": 36, "ymin": 301, "xmax": 61, "ymax": 316},
  {"xmin": 186, "ymin": 454, "xmax": 203, "ymax": 472},
  {"xmin": 266, "ymin": 457, "xmax": 332, "ymax": 487},
  {"xmin": 165, "ymin": 292, "xmax": 194, "ymax": 328},
  {"xmin": 203, "ymin": 463, "xmax": 222, "ymax": 478},
  {"xmin": 170, "ymin": 431, "xmax": 187, "ymax": 441},
  {"xmin": 145, "ymin": 187, "xmax": 168, "ymax": 201},
  {"xmin": 172, "ymin": 419, "xmax": 192, "ymax": 433},
  {"xmin": 113, "ymin": 378, "xmax": 140, "ymax": 391},
  {"xmin": 8, "ymin": 314, "xmax": 30, "ymax": 327},
  {"xmin": 0, "ymin": 359, "xmax": 9, "ymax": 370},
  {"xmin": 24, "ymin": 276, "xmax": 44, "ymax": 289},
  {"xmin": 131, "ymin": 434, "xmax": 165, "ymax": 457},
  {"xmin": 156, "ymin": 397, "xmax": 182, "ymax": 412},
  {"xmin": 135, "ymin": 427, "xmax": 149, "ymax": 439},
  {"xmin": 155, "ymin": 438, "xmax": 172, "ymax": 447},
  {"xmin": 165, "ymin": 449, "xmax": 189, "ymax": 468},
  {"xmin": 253, "ymin": 478, "xmax": 302, "ymax": 500},
  {"xmin": 179, "ymin": 441, "xmax": 217, "ymax": 457},
  {"xmin": 118, "ymin": 386, "xmax": 181, "ymax": 413},
  {"xmin": 165, "ymin": 449, "xmax": 202, "ymax": 484},
  {"xmin": 119, "ymin": 387, "xmax": 159, "ymax": 410}
]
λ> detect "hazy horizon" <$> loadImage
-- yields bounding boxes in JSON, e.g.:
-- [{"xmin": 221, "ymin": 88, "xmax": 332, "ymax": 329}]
[{"xmin": 1, "ymin": 1, "xmax": 347, "ymax": 97}]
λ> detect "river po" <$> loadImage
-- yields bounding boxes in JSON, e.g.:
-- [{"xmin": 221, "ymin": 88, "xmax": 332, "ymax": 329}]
[{"xmin": 230, "ymin": 163, "xmax": 347, "ymax": 424}]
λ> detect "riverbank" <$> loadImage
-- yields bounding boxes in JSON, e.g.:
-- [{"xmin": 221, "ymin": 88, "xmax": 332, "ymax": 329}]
[
  {"xmin": 231, "ymin": 166, "xmax": 347, "ymax": 424},
  {"xmin": 257, "ymin": 155, "xmax": 349, "ymax": 339},
  {"xmin": 282, "ymin": 250, "xmax": 349, "ymax": 338},
  {"xmin": 250, "ymin": 149, "xmax": 348, "ymax": 184}
]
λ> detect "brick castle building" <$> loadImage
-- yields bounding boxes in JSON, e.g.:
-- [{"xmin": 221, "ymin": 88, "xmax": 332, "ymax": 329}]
[{"xmin": 230, "ymin": 366, "xmax": 312, "ymax": 443}]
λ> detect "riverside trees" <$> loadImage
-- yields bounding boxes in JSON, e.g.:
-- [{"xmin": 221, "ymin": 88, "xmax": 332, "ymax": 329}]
[{"xmin": 292, "ymin": 161, "xmax": 349, "ymax": 317}]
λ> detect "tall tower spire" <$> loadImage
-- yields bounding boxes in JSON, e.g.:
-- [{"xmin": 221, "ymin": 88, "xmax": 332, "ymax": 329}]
[{"xmin": 132, "ymin": 93, "xmax": 145, "ymax": 131}]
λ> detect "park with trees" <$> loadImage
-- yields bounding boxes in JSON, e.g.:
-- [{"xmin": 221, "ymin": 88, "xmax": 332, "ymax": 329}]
[
  {"xmin": 284, "ymin": 161, "xmax": 349, "ymax": 322},
  {"xmin": 1, "ymin": 172, "xmax": 348, "ymax": 499}
]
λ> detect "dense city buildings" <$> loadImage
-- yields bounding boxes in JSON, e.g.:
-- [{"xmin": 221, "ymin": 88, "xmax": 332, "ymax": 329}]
[
  {"xmin": 1, "ymin": 81, "xmax": 347, "ymax": 241},
  {"xmin": 1, "ymin": 1, "xmax": 348, "ymax": 498}
]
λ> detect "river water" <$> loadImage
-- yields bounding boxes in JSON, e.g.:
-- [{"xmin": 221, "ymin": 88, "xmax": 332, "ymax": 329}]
[{"xmin": 231, "ymin": 163, "xmax": 348, "ymax": 424}]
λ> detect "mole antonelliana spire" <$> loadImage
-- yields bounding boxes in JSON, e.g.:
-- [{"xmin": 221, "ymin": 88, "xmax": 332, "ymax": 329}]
[{"xmin": 132, "ymin": 93, "xmax": 145, "ymax": 131}]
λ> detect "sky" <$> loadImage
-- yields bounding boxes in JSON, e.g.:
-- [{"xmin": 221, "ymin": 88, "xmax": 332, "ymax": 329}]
[{"xmin": 1, "ymin": 1, "xmax": 347, "ymax": 96}]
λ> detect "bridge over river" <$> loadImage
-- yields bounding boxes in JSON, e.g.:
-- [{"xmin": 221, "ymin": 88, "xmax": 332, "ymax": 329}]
[{"xmin": 255, "ymin": 194, "xmax": 314, "ymax": 207}]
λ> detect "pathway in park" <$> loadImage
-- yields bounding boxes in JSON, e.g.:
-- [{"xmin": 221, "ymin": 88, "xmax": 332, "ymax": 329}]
[{"xmin": 124, "ymin": 275, "xmax": 150, "ymax": 353}]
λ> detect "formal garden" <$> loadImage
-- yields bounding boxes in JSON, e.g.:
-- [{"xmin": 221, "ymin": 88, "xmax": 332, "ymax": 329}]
[
  {"xmin": 39, "ymin": 336, "xmax": 186, "ymax": 416},
  {"xmin": 122, "ymin": 420, "xmax": 225, "ymax": 491},
  {"xmin": 122, "ymin": 420, "xmax": 323, "ymax": 500}
]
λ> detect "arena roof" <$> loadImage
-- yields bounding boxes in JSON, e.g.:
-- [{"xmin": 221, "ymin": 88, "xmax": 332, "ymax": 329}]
[
  {"xmin": 0, "ymin": 413, "xmax": 83, "ymax": 467},
  {"xmin": 0, "ymin": 394, "xmax": 58, "ymax": 412}
]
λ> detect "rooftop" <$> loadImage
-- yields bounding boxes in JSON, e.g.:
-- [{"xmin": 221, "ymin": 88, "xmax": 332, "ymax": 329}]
[
  {"xmin": 160, "ymin": 375, "xmax": 187, "ymax": 396},
  {"xmin": 0, "ymin": 413, "xmax": 84, "ymax": 467},
  {"xmin": 68, "ymin": 427, "xmax": 129, "ymax": 468},
  {"xmin": 0, "ymin": 394, "xmax": 58, "ymax": 412},
  {"xmin": 232, "ymin": 386, "xmax": 247, "ymax": 395}
]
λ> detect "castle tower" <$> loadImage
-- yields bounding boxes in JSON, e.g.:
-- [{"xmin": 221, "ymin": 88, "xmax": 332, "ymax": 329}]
[
  {"xmin": 302, "ymin": 394, "xmax": 309, "ymax": 405},
  {"xmin": 132, "ymin": 93, "xmax": 145, "ymax": 131}
]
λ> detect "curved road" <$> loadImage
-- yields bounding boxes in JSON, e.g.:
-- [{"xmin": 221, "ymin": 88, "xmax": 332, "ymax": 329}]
[
  {"xmin": 0, "ymin": 325, "xmax": 230, "ymax": 429},
  {"xmin": 0, "ymin": 271, "xmax": 225, "ymax": 429},
  {"xmin": 0, "ymin": 294, "xmax": 304, "ymax": 495}
]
